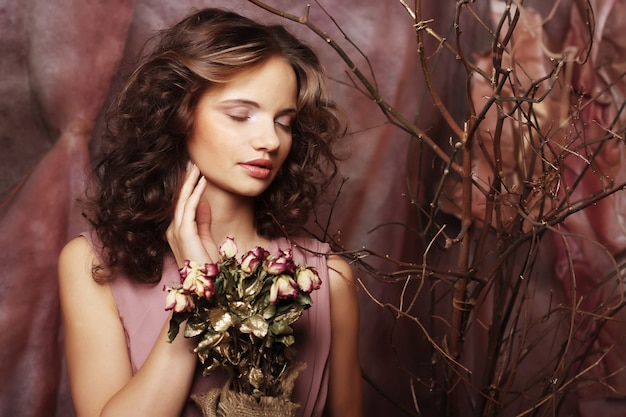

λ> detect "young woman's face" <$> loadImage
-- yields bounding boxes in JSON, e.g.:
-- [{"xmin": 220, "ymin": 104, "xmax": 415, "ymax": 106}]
[{"xmin": 187, "ymin": 55, "xmax": 297, "ymax": 200}]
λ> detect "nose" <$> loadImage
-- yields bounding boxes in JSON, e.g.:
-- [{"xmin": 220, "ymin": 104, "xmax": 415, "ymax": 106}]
[{"xmin": 252, "ymin": 118, "xmax": 282, "ymax": 152}]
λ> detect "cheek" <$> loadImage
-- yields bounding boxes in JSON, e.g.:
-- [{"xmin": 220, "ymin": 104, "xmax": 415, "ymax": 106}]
[
  {"xmin": 186, "ymin": 123, "xmax": 202, "ymax": 155},
  {"xmin": 281, "ymin": 136, "xmax": 293, "ymax": 162},
  {"xmin": 185, "ymin": 136, "xmax": 202, "ymax": 162},
  {"xmin": 186, "ymin": 123, "xmax": 219, "ymax": 158}
]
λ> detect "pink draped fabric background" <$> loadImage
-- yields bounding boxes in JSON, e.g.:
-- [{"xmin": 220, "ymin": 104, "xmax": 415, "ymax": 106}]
[{"xmin": 2, "ymin": 1, "xmax": 626, "ymax": 416}]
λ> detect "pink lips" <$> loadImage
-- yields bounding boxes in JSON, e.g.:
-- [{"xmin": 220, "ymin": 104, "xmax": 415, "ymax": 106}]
[{"xmin": 239, "ymin": 158, "xmax": 273, "ymax": 179}]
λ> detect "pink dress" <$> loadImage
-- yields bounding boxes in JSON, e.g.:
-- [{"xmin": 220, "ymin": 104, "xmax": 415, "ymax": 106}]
[{"xmin": 83, "ymin": 232, "xmax": 331, "ymax": 417}]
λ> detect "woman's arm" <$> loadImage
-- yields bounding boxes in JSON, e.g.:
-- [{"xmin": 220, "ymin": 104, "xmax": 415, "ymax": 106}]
[
  {"xmin": 325, "ymin": 255, "xmax": 364, "ymax": 417},
  {"xmin": 59, "ymin": 237, "xmax": 197, "ymax": 417},
  {"xmin": 59, "ymin": 165, "xmax": 214, "ymax": 417}
]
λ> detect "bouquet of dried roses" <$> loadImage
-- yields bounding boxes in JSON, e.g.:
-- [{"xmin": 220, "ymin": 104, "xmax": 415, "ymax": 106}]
[{"xmin": 164, "ymin": 237, "xmax": 322, "ymax": 417}]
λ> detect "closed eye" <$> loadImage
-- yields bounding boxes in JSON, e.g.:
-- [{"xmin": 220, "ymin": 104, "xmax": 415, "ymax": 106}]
[
  {"xmin": 275, "ymin": 113, "xmax": 295, "ymax": 132},
  {"xmin": 227, "ymin": 113, "xmax": 250, "ymax": 122}
]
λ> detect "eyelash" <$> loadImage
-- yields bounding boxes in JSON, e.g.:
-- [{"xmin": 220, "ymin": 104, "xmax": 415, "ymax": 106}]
[
  {"xmin": 275, "ymin": 119, "xmax": 293, "ymax": 132},
  {"xmin": 229, "ymin": 115, "xmax": 249, "ymax": 122},
  {"xmin": 229, "ymin": 114, "xmax": 293, "ymax": 132}
]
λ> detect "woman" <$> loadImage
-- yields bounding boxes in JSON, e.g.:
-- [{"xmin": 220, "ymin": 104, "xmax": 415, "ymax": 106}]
[{"xmin": 58, "ymin": 8, "xmax": 362, "ymax": 417}]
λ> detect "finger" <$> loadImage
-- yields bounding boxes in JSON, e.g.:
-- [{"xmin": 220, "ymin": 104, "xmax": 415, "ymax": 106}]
[
  {"xmin": 167, "ymin": 166, "xmax": 208, "ymax": 265},
  {"xmin": 180, "ymin": 175, "xmax": 207, "ymax": 230},
  {"xmin": 196, "ymin": 199, "xmax": 211, "ymax": 241},
  {"xmin": 173, "ymin": 177, "xmax": 211, "ymax": 263},
  {"xmin": 196, "ymin": 200, "xmax": 219, "ymax": 260},
  {"xmin": 172, "ymin": 164, "xmax": 201, "ymax": 227}
]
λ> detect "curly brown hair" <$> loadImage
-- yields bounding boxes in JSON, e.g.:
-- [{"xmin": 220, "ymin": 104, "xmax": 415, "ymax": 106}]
[{"xmin": 87, "ymin": 8, "xmax": 344, "ymax": 283}]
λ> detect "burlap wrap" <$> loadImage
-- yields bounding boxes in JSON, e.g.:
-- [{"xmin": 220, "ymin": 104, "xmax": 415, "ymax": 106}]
[{"xmin": 191, "ymin": 363, "xmax": 306, "ymax": 417}]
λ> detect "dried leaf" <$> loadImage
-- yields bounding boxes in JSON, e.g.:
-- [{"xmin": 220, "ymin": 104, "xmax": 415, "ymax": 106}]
[
  {"xmin": 230, "ymin": 300, "xmax": 254, "ymax": 317},
  {"xmin": 184, "ymin": 317, "xmax": 208, "ymax": 338},
  {"xmin": 202, "ymin": 358, "xmax": 221, "ymax": 376},
  {"xmin": 249, "ymin": 367, "xmax": 264, "ymax": 389},
  {"xmin": 240, "ymin": 314, "xmax": 269, "ymax": 338},
  {"xmin": 263, "ymin": 304, "xmax": 276, "ymax": 319},
  {"xmin": 209, "ymin": 308, "xmax": 235, "ymax": 332},
  {"xmin": 274, "ymin": 309, "xmax": 302, "ymax": 325},
  {"xmin": 243, "ymin": 275, "xmax": 265, "ymax": 297},
  {"xmin": 269, "ymin": 319, "xmax": 293, "ymax": 336},
  {"xmin": 297, "ymin": 293, "xmax": 313, "ymax": 308},
  {"xmin": 276, "ymin": 334, "xmax": 295, "ymax": 347},
  {"xmin": 195, "ymin": 331, "xmax": 225, "ymax": 353}
]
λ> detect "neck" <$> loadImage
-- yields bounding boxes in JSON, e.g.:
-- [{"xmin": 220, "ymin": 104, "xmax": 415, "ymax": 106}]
[{"xmin": 202, "ymin": 192, "xmax": 268, "ymax": 253}]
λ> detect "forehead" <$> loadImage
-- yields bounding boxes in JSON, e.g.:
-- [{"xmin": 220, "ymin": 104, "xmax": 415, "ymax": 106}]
[{"xmin": 200, "ymin": 56, "xmax": 297, "ymax": 107}]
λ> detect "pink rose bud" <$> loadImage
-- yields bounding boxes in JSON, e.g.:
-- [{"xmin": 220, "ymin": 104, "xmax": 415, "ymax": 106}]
[
  {"xmin": 269, "ymin": 275, "xmax": 299, "ymax": 304},
  {"xmin": 219, "ymin": 237, "xmax": 238, "ymax": 259},
  {"xmin": 241, "ymin": 247, "xmax": 265, "ymax": 275},
  {"xmin": 296, "ymin": 266, "xmax": 322, "ymax": 293}
]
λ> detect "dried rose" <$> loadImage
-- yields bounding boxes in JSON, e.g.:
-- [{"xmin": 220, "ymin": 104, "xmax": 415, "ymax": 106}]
[
  {"xmin": 295, "ymin": 266, "xmax": 322, "ymax": 293},
  {"xmin": 194, "ymin": 274, "xmax": 215, "ymax": 299},
  {"xmin": 164, "ymin": 286, "xmax": 195, "ymax": 313},
  {"xmin": 241, "ymin": 246, "xmax": 268, "ymax": 275},
  {"xmin": 180, "ymin": 261, "xmax": 215, "ymax": 300},
  {"xmin": 269, "ymin": 275, "xmax": 298, "ymax": 304},
  {"xmin": 205, "ymin": 262, "xmax": 219, "ymax": 278},
  {"xmin": 219, "ymin": 237, "xmax": 238, "ymax": 259},
  {"xmin": 264, "ymin": 249, "xmax": 296, "ymax": 275}
]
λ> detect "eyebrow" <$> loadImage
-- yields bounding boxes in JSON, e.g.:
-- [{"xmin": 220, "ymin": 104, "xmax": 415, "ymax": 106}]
[{"xmin": 220, "ymin": 99, "xmax": 297, "ymax": 115}]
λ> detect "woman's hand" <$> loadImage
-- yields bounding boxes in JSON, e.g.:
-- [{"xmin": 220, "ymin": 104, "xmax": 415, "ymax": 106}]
[{"xmin": 166, "ymin": 163, "xmax": 219, "ymax": 266}]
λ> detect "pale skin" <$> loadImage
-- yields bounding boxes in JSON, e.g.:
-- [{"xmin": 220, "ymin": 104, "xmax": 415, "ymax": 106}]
[{"xmin": 59, "ymin": 56, "xmax": 363, "ymax": 417}]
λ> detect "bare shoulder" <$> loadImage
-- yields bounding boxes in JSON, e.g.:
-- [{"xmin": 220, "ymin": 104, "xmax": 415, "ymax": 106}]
[
  {"xmin": 59, "ymin": 235, "xmax": 95, "ymax": 264},
  {"xmin": 325, "ymin": 254, "xmax": 359, "ymax": 316},
  {"xmin": 326, "ymin": 254, "xmax": 357, "ymax": 292},
  {"xmin": 58, "ymin": 236, "xmax": 113, "ymax": 307},
  {"xmin": 58, "ymin": 236, "xmax": 97, "ymax": 286}
]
